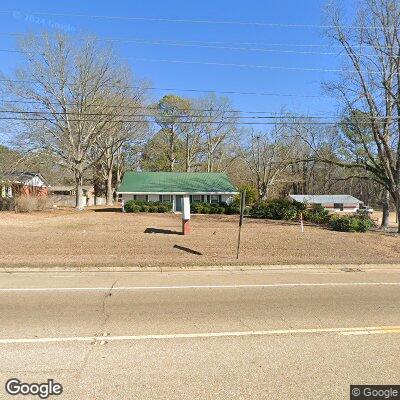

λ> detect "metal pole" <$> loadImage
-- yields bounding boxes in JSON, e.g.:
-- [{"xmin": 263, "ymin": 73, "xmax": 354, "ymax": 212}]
[{"xmin": 236, "ymin": 190, "xmax": 246, "ymax": 259}]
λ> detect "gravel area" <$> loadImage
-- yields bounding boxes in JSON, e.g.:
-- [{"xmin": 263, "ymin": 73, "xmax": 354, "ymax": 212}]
[{"xmin": 1, "ymin": 207, "xmax": 399, "ymax": 268}]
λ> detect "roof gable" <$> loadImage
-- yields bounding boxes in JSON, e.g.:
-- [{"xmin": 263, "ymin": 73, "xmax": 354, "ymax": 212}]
[
  {"xmin": 117, "ymin": 172, "xmax": 237, "ymax": 193},
  {"xmin": 2, "ymin": 172, "xmax": 48, "ymax": 187}
]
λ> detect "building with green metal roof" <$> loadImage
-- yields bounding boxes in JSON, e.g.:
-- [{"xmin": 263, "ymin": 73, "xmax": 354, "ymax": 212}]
[{"xmin": 117, "ymin": 171, "xmax": 238, "ymax": 212}]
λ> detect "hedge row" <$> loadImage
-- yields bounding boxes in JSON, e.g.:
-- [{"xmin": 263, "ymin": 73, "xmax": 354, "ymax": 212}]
[
  {"xmin": 124, "ymin": 197, "xmax": 374, "ymax": 233},
  {"xmin": 248, "ymin": 199, "xmax": 374, "ymax": 232},
  {"xmin": 124, "ymin": 200, "xmax": 172, "ymax": 213},
  {"xmin": 249, "ymin": 199, "xmax": 306, "ymax": 220},
  {"xmin": 124, "ymin": 200, "xmax": 241, "ymax": 215},
  {"xmin": 191, "ymin": 202, "xmax": 240, "ymax": 215},
  {"xmin": 329, "ymin": 214, "xmax": 374, "ymax": 232}
]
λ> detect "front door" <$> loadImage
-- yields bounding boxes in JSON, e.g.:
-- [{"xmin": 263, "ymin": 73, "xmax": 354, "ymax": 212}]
[{"xmin": 175, "ymin": 195, "xmax": 183, "ymax": 212}]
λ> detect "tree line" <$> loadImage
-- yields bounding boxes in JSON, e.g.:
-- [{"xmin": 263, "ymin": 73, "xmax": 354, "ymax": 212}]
[{"xmin": 0, "ymin": 0, "xmax": 399, "ymax": 231}]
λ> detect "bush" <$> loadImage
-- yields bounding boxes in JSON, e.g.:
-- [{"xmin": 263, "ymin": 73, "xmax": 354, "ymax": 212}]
[
  {"xmin": 140, "ymin": 204, "xmax": 150, "ymax": 212},
  {"xmin": 157, "ymin": 204, "xmax": 169, "ymax": 213},
  {"xmin": 124, "ymin": 200, "xmax": 172, "ymax": 213},
  {"xmin": 148, "ymin": 205, "xmax": 158, "ymax": 213},
  {"xmin": 329, "ymin": 214, "xmax": 374, "ymax": 232},
  {"xmin": 223, "ymin": 203, "xmax": 240, "ymax": 215},
  {"xmin": 124, "ymin": 201, "xmax": 141, "ymax": 213},
  {"xmin": 303, "ymin": 205, "xmax": 331, "ymax": 224},
  {"xmin": 190, "ymin": 202, "xmax": 240, "ymax": 215},
  {"xmin": 14, "ymin": 196, "xmax": 52, "ymax": 213},
  {"xmin": 249, "ymin": 198, "xmax": 305, "ymax": 220},
  {"xmin": 191, "ymin": 202, "xmax": 209, "ymax": 214},
  {"xmin": 232, "ymin": 184, "xmax": 258, "ymax": 206},
  {"xmin": 0, "ymin": 197, "xmax": 15, "ymax": 211}
]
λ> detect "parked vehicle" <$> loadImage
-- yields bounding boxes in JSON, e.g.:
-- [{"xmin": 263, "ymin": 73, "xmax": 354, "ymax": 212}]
[{"xmin": 357, "ymin": 205, "xmax": 374, "ymax": 214}]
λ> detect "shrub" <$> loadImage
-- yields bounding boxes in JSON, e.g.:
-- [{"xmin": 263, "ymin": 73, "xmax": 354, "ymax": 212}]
[
  {"xmin": 223, "ymin": 203, "xmax": 240, "ymax": 215},
  {"xmin": 303, "ymin": 205, "xmax": 331, "ymax": 224},
  {"xmin": 157, "ymin": 204, "xmax": 168, "ymax": 213},
  {"xmin": 14, "ymin": 196, "xmax": 36, "ymax": 213},
  {"xmin": 232, "ymin": 184, "xmax": 258, "ymax": 206},
  {"xmin": 191, "ymin": 202, "xmax": 209, "ymax": 214},
  {"xmin": 124, "ymin": 200, "xmax": 141, "ymax": 213},
  {"xmin": 357, "ymin": 215, "xmax": 375, "ymax": 232},
  {"xmin": 124, "ymin": 200, "xmax": 172, "ymax": 213},
  {"xmin": 210, "ymin": 204, "xmax": 225, "ymax": 214},
  {"xmin": 329, "ymin": 214, "xmax": 374, "ymax": 232},
  {"xmin": 0, "ymin": 197, "xmax": 15, "ymax": 211},
  {"xmin": 249, "ymin": 198, "xmax": 305, "ymax": 220},
  {"xmin": 140, "ymin": 204, "xmax": 150, "ymax": 212}
]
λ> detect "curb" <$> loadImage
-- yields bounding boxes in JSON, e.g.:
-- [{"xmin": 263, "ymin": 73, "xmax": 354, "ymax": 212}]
[{"xmin": 1, "ymin": 263, "xmax": 400, "ymax": 273}]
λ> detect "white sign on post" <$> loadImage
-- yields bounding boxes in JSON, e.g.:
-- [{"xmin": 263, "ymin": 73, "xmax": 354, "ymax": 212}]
[{"xmin": 182, "ymin": 195, "xmax": 191, "ymax": 220}]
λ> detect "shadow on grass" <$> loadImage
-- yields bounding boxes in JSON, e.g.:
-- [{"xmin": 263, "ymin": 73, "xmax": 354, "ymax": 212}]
[
  {"xmin": 92, "ymin": 207, "xmax": 122, "ymax": 213},
  {"xmin": 144, "ymin": 227, "xmax": 182, "ymax": 235},
  {"xmin": 173, "ymin": 244, "xmax": 202, "ymax": 255}
]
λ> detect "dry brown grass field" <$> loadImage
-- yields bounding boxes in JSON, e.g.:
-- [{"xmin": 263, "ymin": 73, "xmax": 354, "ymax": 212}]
[{"xmin": 0, "ymin": 207, "xmax": 399, "ymax": 268}]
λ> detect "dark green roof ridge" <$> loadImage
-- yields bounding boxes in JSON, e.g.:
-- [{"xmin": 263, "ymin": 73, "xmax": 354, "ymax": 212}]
[{"xmin": 117, "ymin": 171, "xmax": 237, "ymax": 193}]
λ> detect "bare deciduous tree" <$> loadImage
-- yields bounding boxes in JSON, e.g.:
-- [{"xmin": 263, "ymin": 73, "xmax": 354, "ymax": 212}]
[
  {"xmin": 153, "ymin": 95, "xmax": 191, "ymax": 172},
  {"xmin": 94, "ymin": 95, "xmax": 148, "ymax": 205},
  {"xmin": 325, "ymin": 0, "xmax": 400, "ymax": 230},
  {"xmin": 2, "ymin": 33, "xmax": 137, "ymax": 209},
  {"xmin": 242, "ymin": 127, "xmax": 296, "ymax": 200},
  {"xmin": 195, "ymin": 94, "xmax": 238, "ymax": 172}
]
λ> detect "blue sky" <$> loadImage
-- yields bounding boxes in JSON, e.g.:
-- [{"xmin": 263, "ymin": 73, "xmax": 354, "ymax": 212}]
[{"xmin": 0, "ymin": 0, "xmax": 354, "ymax": 125}]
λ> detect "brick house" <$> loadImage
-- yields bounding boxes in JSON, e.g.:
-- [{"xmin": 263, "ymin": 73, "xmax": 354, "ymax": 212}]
[{"xmin": 0, "ymin": 172, "xmax": 49, "ymax": 198}]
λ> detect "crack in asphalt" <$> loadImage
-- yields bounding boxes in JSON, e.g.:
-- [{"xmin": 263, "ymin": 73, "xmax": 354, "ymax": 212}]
[
  {"xmin": 75, "ymin": 279, "xmax": 117, "ymax": 379},
  {"xmin": 101, "ymin": 280, "xmax": 117, "ymax": 327}
]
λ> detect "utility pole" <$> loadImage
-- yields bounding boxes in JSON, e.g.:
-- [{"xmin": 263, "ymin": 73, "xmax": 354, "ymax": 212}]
[{"xmin": 236, "ymin": 190, "xmax": 246, "ymax": 259}]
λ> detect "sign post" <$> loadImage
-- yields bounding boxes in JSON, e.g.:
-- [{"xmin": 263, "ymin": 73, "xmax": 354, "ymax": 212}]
[
  {"xmin": 236, "ymin": 190, "xmax": 246, "ymax": 259},
  {"xmin": 300, "ymin": 212, "xmax": 304, "ymax": 233},
  {"xmin": 182, "ymin": 195, "xmax": 191, "ymax": 235}
]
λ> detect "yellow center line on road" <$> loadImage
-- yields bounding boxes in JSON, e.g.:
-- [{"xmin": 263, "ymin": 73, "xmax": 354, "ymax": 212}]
[{"xmin": 1, "ymin": 326, "xmax": 400, "ymax": 345}]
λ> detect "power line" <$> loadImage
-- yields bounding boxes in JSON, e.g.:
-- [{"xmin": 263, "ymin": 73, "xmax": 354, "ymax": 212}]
[
  {"xmin": 0, "ymin": 109, "xmax": 397, "ymax": 121},
  {"xmin": 1, "ymin": 98, "xmax": 328, "ymax": 115},
  {"xmin": 0, "ymin": 115, "xmax": 340, "ymax": 125},
  {"xmin": 0, "ymin": 11, "xmax": 394, "ymax": 30},
  {"xmin": 0, "ymin": 31, "xmax": 384, "ymax": 50},
  {"xmin": 0, "ymin": 43, "xmax": 388, "ymax": 58},
  {"xmin": 129, "ymin": 58, "xmax": 392, "ymax": 75},
  {"xmin": 0, "ymin": 79, "xmax": 323, "ymax": 98},
  {"xmin": 0, "ymin": 49, "xmax": 391, "ymax": 72}
]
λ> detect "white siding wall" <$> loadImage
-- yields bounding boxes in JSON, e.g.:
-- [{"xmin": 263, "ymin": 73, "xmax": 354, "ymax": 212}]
[
  {"xmin": 120, "ymin": 193, "xmax": 236, "ymax": 206},
  {"xmin": 29, "ymin": 176, "xmax": 46, "ymax": 187},
  {"xmin": 121, "ymin": 194, "xmax": 134, "ymax": 203}
]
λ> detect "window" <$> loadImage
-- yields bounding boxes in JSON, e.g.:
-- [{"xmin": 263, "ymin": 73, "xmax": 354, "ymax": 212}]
[
  {"xmin": 135, "ymin": 195, "xmax": 147, "ymax": 202},
  {"xmin": 210, "ymin": 195, "xmax": 219, "ymax": 204},
  {"xmin": 192, "ymin": 195, "xmax": 202, "ymax": 203},
  {"xmin": 161, "ymin": 195, "xmax": 172, "ymax": 202},
  {"xmin": 334, "ymin": 203, "xmax": 343, "ymax": 211}
]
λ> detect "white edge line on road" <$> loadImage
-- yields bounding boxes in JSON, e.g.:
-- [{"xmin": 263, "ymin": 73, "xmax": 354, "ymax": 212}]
[
  {"xmin": 0, "ymin": 282, "xmax": 400, "ymax": 291},
  {"xmin": 1, "ymin": 326, "xmax": 400, "ymax": 344}
]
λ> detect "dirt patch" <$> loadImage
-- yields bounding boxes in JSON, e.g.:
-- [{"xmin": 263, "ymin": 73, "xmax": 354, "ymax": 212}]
[{"xmin": 1, "ymin": 208, "xmax": 400, "ymax": 268}]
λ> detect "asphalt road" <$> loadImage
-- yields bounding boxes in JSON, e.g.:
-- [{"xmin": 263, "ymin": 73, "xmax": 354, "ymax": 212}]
[{"xmin": 1, "ymin": 267, "xmax": 400, "ymax": 399}]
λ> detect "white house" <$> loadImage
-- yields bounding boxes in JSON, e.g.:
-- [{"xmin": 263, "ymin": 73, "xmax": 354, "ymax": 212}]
[
  {"xmin": 289, "ymin": 194, "xmax": 363, "ymax": 213},
  {"xmin": 117, "ymin": 171, "xmax": 238, "ymax": 212}
]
